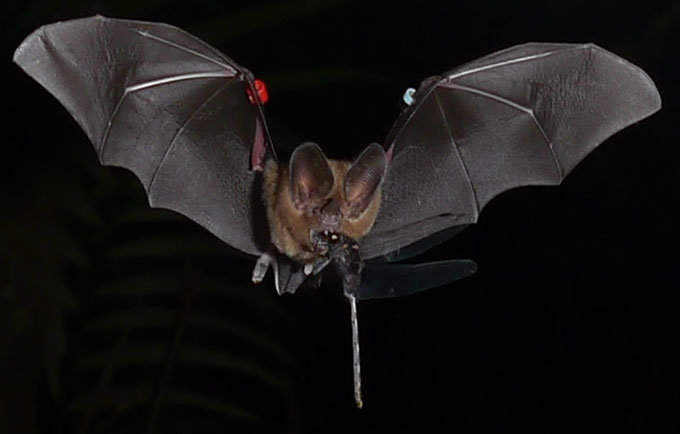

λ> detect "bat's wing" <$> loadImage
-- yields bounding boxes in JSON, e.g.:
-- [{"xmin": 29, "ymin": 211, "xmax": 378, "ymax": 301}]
[
  {"xmin": 367, "ymin": 224, "xmax": 469, "ymax": 263},
  {"xmin": 14, "ymin": 16, "xmax": 273, "ymax": 256},
  {"xmin": 361, "ymin": 43, "xmax": 661, "ymax": 260}
]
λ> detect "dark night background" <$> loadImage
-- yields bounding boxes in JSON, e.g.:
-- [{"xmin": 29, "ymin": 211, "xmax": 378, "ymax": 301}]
[{"xmin": 2, "ymin": 0, "xmax": 678, "ymax": 433}]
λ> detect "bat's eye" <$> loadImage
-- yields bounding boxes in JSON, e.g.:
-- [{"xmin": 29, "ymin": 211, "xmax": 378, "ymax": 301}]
[{"xmin": 312, "ymin": 198, "xmax": 333, "ymax": 215}]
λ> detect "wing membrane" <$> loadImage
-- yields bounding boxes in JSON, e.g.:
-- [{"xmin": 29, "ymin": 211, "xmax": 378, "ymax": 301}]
[
  {"xmin": 14, "ymin": 16, "xmax": 271, "ymax": 255},
  {"xmin": 365, "ymin": 43, "xmax": 661, "ymax": 258},
  {"xmin": 356, "ymin": 260, "xmax": 477, "ymax": 300}
]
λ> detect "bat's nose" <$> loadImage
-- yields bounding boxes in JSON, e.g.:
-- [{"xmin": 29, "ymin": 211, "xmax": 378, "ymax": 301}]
[{"xmin": 320, "ymin": 198, "xmax": 343, "ymax": 228}]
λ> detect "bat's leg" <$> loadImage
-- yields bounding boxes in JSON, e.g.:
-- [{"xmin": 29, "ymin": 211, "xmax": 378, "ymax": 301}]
[{"xmin": 252, "ymin": 252, "xmax": 275, "ymax": 284}]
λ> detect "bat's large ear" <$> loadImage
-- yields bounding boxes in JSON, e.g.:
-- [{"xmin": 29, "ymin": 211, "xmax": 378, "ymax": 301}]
[
  {"xmin": 289, "ymin": 142, "xmax": 334, "ymax": 212},
  {"xmin": 344, "ymin": 143, "xmax": 387, "ymax": 219}
]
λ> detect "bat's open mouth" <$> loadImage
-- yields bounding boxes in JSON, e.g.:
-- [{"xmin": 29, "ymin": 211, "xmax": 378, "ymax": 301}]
[{"xmin": 309, "ymin": 230, "xmax": 364, "ymax": 295}]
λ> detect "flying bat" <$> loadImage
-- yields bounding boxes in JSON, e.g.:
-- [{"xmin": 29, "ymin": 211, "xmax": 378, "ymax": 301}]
[{"xmin": 13, "ymin": 16, "xmax": 661, "ymax": 408}]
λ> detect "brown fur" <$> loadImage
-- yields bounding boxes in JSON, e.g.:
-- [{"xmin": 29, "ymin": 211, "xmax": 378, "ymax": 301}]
[{"xmin": 262, "ymin": 158, "xmax": 382, "ymax": 262}]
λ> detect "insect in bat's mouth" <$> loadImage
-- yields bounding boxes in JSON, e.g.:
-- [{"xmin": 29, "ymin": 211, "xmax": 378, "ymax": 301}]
[{"xmin": 307, "ymin": 229, "xmax": 363, "ymax": 295}]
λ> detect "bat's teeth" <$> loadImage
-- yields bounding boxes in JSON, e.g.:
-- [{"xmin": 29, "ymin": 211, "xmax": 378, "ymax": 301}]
[{"xmin": 303, "ymin": 262, "xmax": 314, "ymax": 275}]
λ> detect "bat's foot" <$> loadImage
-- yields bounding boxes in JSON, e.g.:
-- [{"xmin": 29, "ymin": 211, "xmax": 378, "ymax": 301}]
[{"xmin": 252, "ymin": 253, "xmax": 274, "ymax": 284}]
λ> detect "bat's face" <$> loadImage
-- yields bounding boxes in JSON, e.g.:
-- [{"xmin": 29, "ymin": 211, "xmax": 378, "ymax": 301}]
[{"xmin": 262, "ymin": 142, "xmax": 387, "ymax": 270}]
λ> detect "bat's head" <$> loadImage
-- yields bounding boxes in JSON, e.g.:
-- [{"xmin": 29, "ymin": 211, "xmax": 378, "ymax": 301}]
[
  {"xmin": 290, "ymin": 142, "xmax": 387, "ymax": 232},
  {"xmin": 288, "ymin": 142, "xmax": 387, "ymax": 242},
  {"xmin": 262, "ymin": 142, "xmax": 388, "ymax": 265}
]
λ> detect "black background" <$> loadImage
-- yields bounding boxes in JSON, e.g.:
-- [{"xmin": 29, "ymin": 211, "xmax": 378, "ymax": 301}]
[{"xmin": 2, "ymin": 1, "xmax": 678, "ymax": 433}]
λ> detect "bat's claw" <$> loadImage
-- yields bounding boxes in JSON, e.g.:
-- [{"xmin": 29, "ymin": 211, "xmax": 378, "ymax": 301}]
[{"xmin": 252, "ymin": 253, "xmax": 274, "ymax": 284}]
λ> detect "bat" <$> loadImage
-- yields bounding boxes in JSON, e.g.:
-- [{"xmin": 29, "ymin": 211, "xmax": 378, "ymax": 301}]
[{"xmin": 13, "ymin": 16, "xmax": 661, "ymax": 408}]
